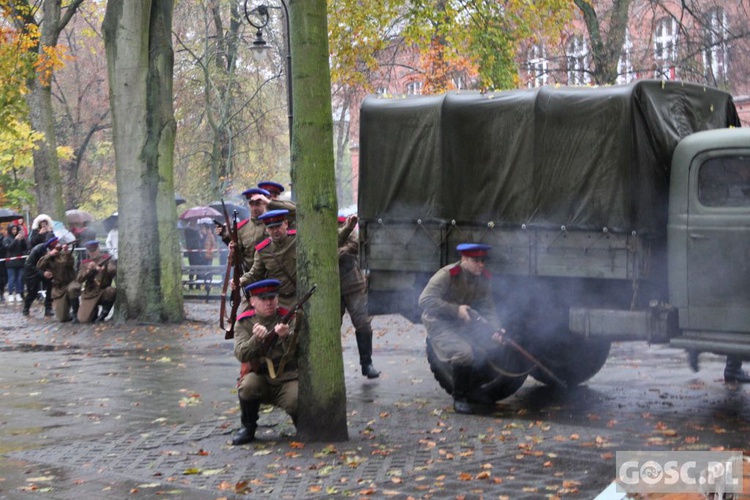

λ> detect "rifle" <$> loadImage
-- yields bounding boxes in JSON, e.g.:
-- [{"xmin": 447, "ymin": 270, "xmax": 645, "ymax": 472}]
[
  {"xmin": 86, "ymin": 253, "xmax": 114, "ymax": 289},
  {"xmin": 468, "ymin": 309, "xmax": 567, "ymax": 388},
  {"xmin": 220, "ymin": 201, "xmax": 242, "ymax": 339},
  {"xmin": 249, "ymin": 284, "xmax": 317, "ymax": 376}
]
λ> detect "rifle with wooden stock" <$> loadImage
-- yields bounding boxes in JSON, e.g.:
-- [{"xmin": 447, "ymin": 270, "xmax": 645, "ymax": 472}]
[
  {"xmin": 248, "ymin": 284, "xmax": 317, "ymax": 376},
  {"xmin": 220, "ymin": 201, "xmax": 242, "ymax": 339},
  {"xmin": 468, "ymin": 309, "xmax": 567, "ymax": 388}
]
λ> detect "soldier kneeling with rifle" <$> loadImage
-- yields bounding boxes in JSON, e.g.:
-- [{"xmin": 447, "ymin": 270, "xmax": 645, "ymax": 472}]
[{"xmin": 232, "ymin": 279, "xmax": 303, "ymax": 445}]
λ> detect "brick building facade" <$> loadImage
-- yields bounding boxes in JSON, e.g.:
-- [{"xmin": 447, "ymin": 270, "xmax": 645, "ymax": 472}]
[{"xmin": 343, "ymin": 0, "xmax": 750, "ymax": 203}]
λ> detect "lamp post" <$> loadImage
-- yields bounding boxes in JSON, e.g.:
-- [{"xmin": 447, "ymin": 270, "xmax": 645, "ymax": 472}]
[{"xmin": 244, "ymin": 0, "xmax": 292, "ymax": 150}]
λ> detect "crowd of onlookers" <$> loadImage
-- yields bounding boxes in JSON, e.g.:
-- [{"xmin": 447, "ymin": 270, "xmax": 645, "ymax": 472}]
[{"xmin": 0, "ymin": 214, "xmax": 108, "ymax": 307}]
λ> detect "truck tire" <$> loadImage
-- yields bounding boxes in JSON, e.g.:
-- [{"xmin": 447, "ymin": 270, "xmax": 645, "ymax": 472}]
[
  {"xmin": 426, "ymin": 337, "xmax": 528, "ymax": 403},
  {"xmin": 529, "ymin": 336, "xmax": 611, "ymax": 387}
]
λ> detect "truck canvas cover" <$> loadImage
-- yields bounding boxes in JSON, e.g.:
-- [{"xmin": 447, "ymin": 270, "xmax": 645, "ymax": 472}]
[{"xmin": 359, "ymin": 81, "xmax": 740, "ymax": 238}]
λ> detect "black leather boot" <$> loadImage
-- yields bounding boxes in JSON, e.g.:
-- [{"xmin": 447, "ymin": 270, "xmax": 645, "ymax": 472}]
[
  {"xmin": 452, "ymin": 365, "xmax": 474, "ymax": 414},
  {"xmin": 232, "ymin": 398, "xmax": 260, "ymax": 445},
  {"xmin": 724, "ymin": 356, "xmax": 750, "ymax": 383},
  {"xmin": 687, "ymin": 350, "xmax": 700, "ymax": 372},
  {"xmin": 355, "ymin": 328, "xmax": 380, "ymax": 378},
  {"xmin": 70, "ymin": 298, "xmax": 80, "ymax": 323}
]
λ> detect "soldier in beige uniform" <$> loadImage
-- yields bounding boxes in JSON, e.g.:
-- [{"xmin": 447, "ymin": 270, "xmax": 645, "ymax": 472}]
[
  {"xmin": 258, "ymin": 181, "xmax": 296, "ymax": 223},
  {"xmin": 221, "ymin": 188, "xmax": 271, "ymax": 273},
  {"xmin": 239, "ymin": 209, "xmax": 297, "ymax": 309},
  {"xmin": 338, "ymin": 215, "xmax": 379, "ymax": 378},
  {"xmin": 418, "ymin": 243, "xmax": 503, "ymax": 414},
  {"xmin": 37, "ymin": 238, "xmax": 81, "ymax": 322},
  {"xmin": 76, "ymin": 240, "xmax": 116, "ymax": 323},
  {"xmin": 232, "ymin": 279, "xmax": 299, "ymax": 445}
]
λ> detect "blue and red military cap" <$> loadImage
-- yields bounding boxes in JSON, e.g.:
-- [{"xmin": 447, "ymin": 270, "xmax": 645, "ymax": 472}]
[
  {"xmin": 242, "ymin": 187, "xmax": 271, "ymax": 202},
  {"xmin": 244, "ymin": 279, "xmax": 281, "ymax": 298},
  {"xmin": 258, "ymin": 209, "xmax": 289, "ymax": 227},
  {"xmin": 257, "ymin": 181, "xmax": 285, "ymax": 196},
  {"xmin": 45, "ymin": 236, "xmax": 60, "ymax": 249},
  {"xmin": 456, "ymin": 243, "xmax": 491, "ymax": 258},
  {"xmin": 84, "ymin": 240, "xmax": 100, "ymax": 249}
]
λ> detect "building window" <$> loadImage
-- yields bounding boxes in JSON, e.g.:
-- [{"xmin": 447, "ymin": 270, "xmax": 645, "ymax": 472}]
[
  {"xmin": 527, "ymin": 45, "xmax": 548, "ymax": 88},
  {"xmin": 375, "ymin": 86, "xmax": 389, "ymax": 96},
  {"xmin": 566, "ymin": 35, "xmax": 589, "ymax": 85},
  {"xmin": 703, "ymin": 8, "xmax": 729, "ymax": 84},
  {"xmin": 617, "ymin": 31, "xmax": 634, "ymax": 85},
  {"xmin": 406, "ymin": 81, "xmax": 423, "ymax": 95},
  {"xmin": 654, "ymin": 17, "xmax": 678, "ymax": 79}
]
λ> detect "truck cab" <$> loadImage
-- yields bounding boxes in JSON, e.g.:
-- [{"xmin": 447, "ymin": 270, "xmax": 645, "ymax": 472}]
[{"xmin": 668, "ymin": 128, "xmax": 750, "ymax": 358}]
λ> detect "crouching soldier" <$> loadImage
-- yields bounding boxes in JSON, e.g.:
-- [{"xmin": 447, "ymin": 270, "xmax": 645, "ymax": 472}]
[
  {"xmin": 419, "ymin": 243, "xmax": 502, "ymax": 415},
  {"xmin": 232, "ymin": 279, "xmax": 299, "ymax": 445},
  {"xmin": 37, "ymin": 238, "xmax": 81, "ymax": 322},
  {"xmin": 77, "ymin": 240, "xmax": 116, "ymax": 323}
]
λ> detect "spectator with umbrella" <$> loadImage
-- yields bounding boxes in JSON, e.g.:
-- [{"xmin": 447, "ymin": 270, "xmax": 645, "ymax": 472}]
[
  {"xmin": 198, "ymin": 218, "xmax": 217, "ymax": 266},
  {"xmin": 66, "ymin": 209, "xmax": 96, "ymax": 244},
  {"xmin": 3, "ymin": 222, "xmax": 28, "ymax": 303},
  {"xmin": 0, "ymin": 209, "xmax": 24, "ymax": 304},
  {"xmin": 179, "ymin": 207, "xmax": 222, "ymax": 288}
]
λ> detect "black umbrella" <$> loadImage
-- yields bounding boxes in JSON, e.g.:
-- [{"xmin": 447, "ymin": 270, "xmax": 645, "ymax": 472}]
[
  {"xmin": 207, "ymin": 201, "xmax": 249, "ymax": 222},
  {"xmin": 0, "ymin": 208, "xmax": 23, "ymax": 223},
  {"xmin": 175, "ymin": 193, "xmax": 187, "ymax": 206},
  {"xmin": 102, "ymin": 212, "xmax": 118, "ymax": 233}
]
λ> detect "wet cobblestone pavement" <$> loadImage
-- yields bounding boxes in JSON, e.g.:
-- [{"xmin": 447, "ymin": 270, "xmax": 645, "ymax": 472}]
[{"xmin": 1, "ymin": 299, "xmax": 749, "ymax": 499}]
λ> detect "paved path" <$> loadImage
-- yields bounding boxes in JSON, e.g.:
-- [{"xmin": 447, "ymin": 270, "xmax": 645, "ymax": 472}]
[{"xmin": 1, "ymin": 299, "xmax": 748, "ymax": 499}]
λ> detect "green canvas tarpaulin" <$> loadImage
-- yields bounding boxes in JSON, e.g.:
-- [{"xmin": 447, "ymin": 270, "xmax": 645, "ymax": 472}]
[{"xmin": 358, "ymin": 80, "xmax": 740, "ymax": 237}]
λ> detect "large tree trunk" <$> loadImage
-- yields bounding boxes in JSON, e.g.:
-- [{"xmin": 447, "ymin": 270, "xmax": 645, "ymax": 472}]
[
  {"xmin": 103, "ymin": 0, "xmax": 183, "ymax": 323},
  {"xmin": 292, "ymin": 0, "xmax": 348, "ymax": 441},
  {"xmin": 27, "ymin": 83, "xmax": 64, "ymax": 218}
]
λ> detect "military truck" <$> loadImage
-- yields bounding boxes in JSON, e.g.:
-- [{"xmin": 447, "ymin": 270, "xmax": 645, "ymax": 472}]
[{"xmin": 357, "ymin": 80, "xmax": 750, "ymax": 399}]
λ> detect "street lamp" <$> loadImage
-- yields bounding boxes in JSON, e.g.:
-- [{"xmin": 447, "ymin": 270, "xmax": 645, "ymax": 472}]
[{"xmin": 244, "ymin": 0, "xmax": 292, "ymax": 149}]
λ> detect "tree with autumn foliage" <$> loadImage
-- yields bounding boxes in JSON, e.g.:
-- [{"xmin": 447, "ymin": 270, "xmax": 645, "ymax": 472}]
[{"xmin": 2, "ymin": 0, "xmax": 84, "ymax": 219}]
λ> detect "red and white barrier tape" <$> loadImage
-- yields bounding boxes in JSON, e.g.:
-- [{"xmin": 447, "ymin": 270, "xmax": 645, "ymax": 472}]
[{"xmin": 0, "ymin": 255, "xmax": 27, "ymax": 263}]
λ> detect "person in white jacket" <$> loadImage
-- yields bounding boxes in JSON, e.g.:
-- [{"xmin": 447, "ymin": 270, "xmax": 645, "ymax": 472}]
[{"xmin": 105, "ymin": 226, "xmax": 118, "ymax": 261}]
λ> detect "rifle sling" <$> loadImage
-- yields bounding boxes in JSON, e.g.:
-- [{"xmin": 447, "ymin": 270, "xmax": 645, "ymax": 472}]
[{"xmin": 264, "ymin": 313, "xmax": 300, "ymax": 379}]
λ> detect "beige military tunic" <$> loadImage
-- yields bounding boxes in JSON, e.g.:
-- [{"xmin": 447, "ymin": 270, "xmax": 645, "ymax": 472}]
[
  {"xmin": 37, "ymin": 248, "xmax": 79, "ymax": 322},
  {"xmin": 234, "ymin": 308, "xmax": 299, "ymax": 418},
  {"xmin": 235, "ymin": 217, "xmax": 268, "ymax": 272},
  {"xmin": 338, "ymin": 229, "xmax": 369, "ymax": 328},
  {"xmin": 240, "ymin": 231, "xmax": 297, "ymax": 309},
  {"xmin": 418, "ymin": 262, "xmax": 500, "ymax": 367},
  {"xmin": 76, "ymin": 254, "xmax": 116, "ymax": 323}
]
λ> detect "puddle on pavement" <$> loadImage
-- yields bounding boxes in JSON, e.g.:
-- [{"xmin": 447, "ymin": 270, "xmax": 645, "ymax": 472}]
[{"xmin": 0, "ymin": 343, "xmax": 80, "ymax": 352}]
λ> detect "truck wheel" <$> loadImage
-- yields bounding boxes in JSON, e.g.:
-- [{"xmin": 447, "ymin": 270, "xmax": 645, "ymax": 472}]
[
  {"xmin": 529, "ymin": 336, "xmax": 611, "ymax": 387},
  {"xmin": 426, "ymin": 337, "xmax": 528, "ymax": 403}
]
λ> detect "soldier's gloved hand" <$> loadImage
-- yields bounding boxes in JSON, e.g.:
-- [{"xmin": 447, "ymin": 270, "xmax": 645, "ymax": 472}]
[
  {"xmin": 274, "ymin": 323, "xmax": 290, "ymax": 338},
  {"xmin": 457, "ymin": 305, "xmax": 472, "ymax": 322}
]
